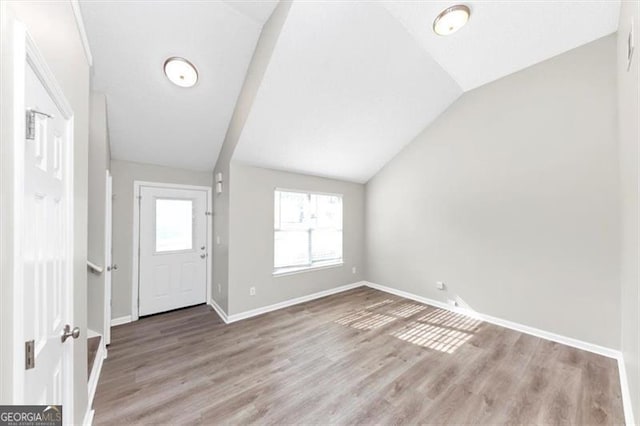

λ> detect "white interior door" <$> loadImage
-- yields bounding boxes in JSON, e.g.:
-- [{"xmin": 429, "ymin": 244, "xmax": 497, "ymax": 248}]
[
  {"xmin": 22, "ymin": 57, "xmax": 74, "ymax": 410},
  {"xmin": 138, "ymin": 186, "xmax": 208, "ymax": 316},
  {"xmin": 104, "ymin": 170, "xmax": 112, "ymax": 345}
]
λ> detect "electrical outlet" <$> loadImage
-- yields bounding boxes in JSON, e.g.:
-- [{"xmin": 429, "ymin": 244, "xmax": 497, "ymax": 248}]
[
  {"xmin": 436, "ymin": 281, "xmax": 445, "ymax": 290},
  {"xmin": 217, "ymin": 283, "xmax": 221, "ymax": 293},
  {"xmin": 352, "ymin": 266, "xmax": 357, "ymax": 274},
  {"xmin": 249, "ymin": 286, "xmax": 256, "ymax": 296}
]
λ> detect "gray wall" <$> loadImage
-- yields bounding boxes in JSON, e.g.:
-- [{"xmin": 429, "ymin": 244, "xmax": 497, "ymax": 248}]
[
  {"xmin": 0, "ymin": 1, "xmax": 91, "ymax": 419},
  {"xmin": 212, "ymin": 0, "xmax": 293, "ymax": 313},
  {"xmin": 87, "ymin": 92, "xmax": 111, "ymax": 335},
  {"xmin": 227, "ymin": 163, "xmax": 365, "ymax": 315},
  {"xmin": 618, "ymin": 0, "xmax": 639, "ymax": 421},
  {"xmin": 366, "ymin": 35, "xmax": 620, "ymax": 349},
  {"xmin": 110, "ymin": 159, "xmax": 213, "ymax": 319}
]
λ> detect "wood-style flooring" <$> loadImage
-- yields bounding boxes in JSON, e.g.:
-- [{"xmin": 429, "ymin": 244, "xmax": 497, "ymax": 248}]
[{"xmin": 93, "ymin": 287, "xmax": 624, "ymax": 425}]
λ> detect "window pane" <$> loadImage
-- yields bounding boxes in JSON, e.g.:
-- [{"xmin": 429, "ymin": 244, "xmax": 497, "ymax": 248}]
[
  {"xmin": 311, "ymin": 230, "xmax": 342, "ymax": 262},
  {"xmin": 314, "ymin": 194, "xmax": 342, "ymax": 229},
  {"xmin": 274, "ymin": 230, "xmax": 309, "ymax": 268},
  {"xmin": 156, "ymin": 199, "xmax": 193, "ymax": 252},
  {"xmin": 276, "ymin": 191, "xmax": 308, "ymax": 230}
]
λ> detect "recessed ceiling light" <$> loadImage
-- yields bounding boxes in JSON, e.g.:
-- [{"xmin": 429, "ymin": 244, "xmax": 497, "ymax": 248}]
[
  {"xmin": 433, "ymin": 5, "xmax": 470, "ymax": 36},
  {"xmin": 163, "ymin": 57, "xmax": 198, "ymax": 88}
]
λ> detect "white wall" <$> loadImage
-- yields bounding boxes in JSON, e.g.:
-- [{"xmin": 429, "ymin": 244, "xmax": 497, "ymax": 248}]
[
  {"xmin": 366, "ymin": 35, "xmax": 620, "ymax": 349},
  {"xmin": 212, "ymin": 0, "xmax": 293, "ymax": 313},
  {"xmin": 0, "ymin": 1, "xmax": 91, "ymax": 420},
  {"xmin": 227, "ymin": 162, "xmax": 365, "ymax": 315},
  {"xmin": 618, "ymin": 0, "xmax": 640, "ymax": 421},
  {"xmin": 110, "ymin": 159, "xmax": 213, "ymax": 319},
  {"xmin": 87, "ymin": 92, "xmax": 111, "ymax": 335}
]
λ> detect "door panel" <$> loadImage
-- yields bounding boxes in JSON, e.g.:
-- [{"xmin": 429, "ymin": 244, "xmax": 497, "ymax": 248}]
[
  {"xmin": 139, "ymin": 187, "xmax": 207, "ymax": 316},
  {"xmin": 23, "ymin": 61, "xmax": 72, "ymax": 409}
]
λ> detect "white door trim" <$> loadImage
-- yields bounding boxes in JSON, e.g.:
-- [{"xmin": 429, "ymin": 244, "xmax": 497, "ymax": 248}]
[
  {"xmin": 104, "ymin": 170, "xmax": 112, "ymax": 346},
  {"xmin": 131, "ymin": 180, "xmax": 212, "ymax": 321},
  {"xmin": 4, "ymin": 19, "xmax": 76, "ymax": 421}
]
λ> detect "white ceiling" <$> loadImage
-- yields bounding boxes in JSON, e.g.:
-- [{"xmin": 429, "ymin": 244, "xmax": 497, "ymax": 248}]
[
  {"xmin": 223, "ymin": 0, "xmax": 280, "ymax": 25},
  {"xmin": 80, "ymin": 0, "xmax": 278, "ymax": 170},
  {"xmin": 232, "ymin": 0, "xmax": 620, "ymax": 182},
  {"xmin": 233, "ymin": 1, "xmax": 462, "ymax": 183},
  {"xmin": 381, "ymin": 0, "xmax": 621, "ymax": 91},
  {"xmin": 81, "ymin": 0, "xmax": 621, "ymax": 179}
]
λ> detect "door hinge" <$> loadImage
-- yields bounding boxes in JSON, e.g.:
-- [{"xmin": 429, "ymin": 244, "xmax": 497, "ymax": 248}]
[
  {"xmin": 25, "ymin": 109, "xmax": 53, "ymax": 140},
  {"xmin": 25, "ymin": 340, "xmax": 35, "ymax": 370}
]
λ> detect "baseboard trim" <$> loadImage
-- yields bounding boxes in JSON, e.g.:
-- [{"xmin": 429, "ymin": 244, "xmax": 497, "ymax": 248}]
[
  {"xmin": 364, "ymin": 281, "xmax": 619, "ymax": 359},
  {"xmin": 208, "ymin": 298, "xmax": 229, "ymax": 324},
  {"xmin": 617, "ymin": 355, "xmax": 636, "ymax": 426},
  {"xmin": 226, "ymin": 281, "xmax": 366, "ymax": 323},
  {"xmin": 85, "ymin": 335, "xmax": 105, "ymax": 426},
  {"xmin": 82, "ymin": 408, "xmax": 95, "ymax": 426},
  {"xmin": 110, "ymin": 315, "xmax": 132, "ymax": 327}
]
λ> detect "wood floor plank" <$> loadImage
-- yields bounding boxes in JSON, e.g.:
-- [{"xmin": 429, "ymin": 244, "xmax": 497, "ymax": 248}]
[{"xmin": 93, "ymin": 288, "xmax": 624, "ymax": 425}]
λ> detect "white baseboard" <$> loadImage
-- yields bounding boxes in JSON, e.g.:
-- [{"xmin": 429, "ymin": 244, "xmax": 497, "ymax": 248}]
[
  {"xmin": 617, "ymin": 355, "xmax": 636, "ymax": 426},
  {"xmin": 225, "ymin": 281, "xmax": 366, "ymax": 323},
  {"xmin": 110, "ymin": 315, "xmax": 132, "ymax": 327},
  {"xmin": 85, "ymin": 335, "xmax": 105, "ymax": 426},
  {"xmin": 82, "ymin": 408, "xmax": 95, "ymax": 426},
  {"xmin": 208, "ymin": 298, "xmax": 229, "ymax": 324}
]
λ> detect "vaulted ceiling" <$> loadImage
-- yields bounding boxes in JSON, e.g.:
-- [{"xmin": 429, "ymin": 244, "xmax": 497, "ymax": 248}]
[
  {"xmin": 81, "ymin": 0, "xmax": 621, "ymax": 181},
  {"xmin": 80, "ymin": 0, "xmax": 279, "ymax": 171}
]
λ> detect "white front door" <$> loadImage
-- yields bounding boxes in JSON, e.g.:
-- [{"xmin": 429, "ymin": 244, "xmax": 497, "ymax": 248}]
[
  {"xmin": 22, "ymin": 58, "xmax": 74, "ymax": 410},
  {"xmin": 138, "ymin": 186, "xmax": 208, "ymax": 316}
]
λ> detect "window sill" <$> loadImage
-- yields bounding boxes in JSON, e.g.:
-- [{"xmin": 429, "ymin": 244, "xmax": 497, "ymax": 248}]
[{"xmin": 273, "ymin": 261, "xmax": 344, "ymax": 277}]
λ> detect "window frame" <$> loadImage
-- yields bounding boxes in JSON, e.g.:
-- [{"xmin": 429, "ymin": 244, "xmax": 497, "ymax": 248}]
[{"xmin": 273, "ymin": 188, "xmax": 344, "ymax": 276}]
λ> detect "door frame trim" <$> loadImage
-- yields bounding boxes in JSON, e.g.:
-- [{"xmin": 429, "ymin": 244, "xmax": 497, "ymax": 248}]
[
  {"xmin": 1, "ymin": 17, "xmax": 76, "ymax": 420},
  {"xmin": 131, "ymin": 181, "xmax": 213, "ymax": 321},
  {"xmin": 104, "ymin": 170, "xmax": 112, "ymax": 346}
]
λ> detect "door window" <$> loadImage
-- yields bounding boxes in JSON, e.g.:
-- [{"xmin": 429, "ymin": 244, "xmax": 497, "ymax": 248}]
[{"xmin": 155, "ymin": 198, "xmax": 194, "ymax": 252}]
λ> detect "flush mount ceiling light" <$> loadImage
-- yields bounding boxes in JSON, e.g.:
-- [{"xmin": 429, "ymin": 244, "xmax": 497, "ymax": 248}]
[
  {"xmin": 163, "ymin": 57, "xmax": 198, "ymax": 88},
  {"xmin": 433, "ymin": 5, "xmax": 470, "ymax": 36}
]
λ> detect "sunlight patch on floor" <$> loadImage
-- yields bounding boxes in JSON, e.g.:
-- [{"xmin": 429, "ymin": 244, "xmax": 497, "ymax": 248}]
[
  {"xmin": 391, "ymin": 320, "xmax": 474, "ymax": 353},
  {"xmin": 365, "ymin": 299, "xmax": 394, "ymax": 309},
  {"xmin": 387, "ymin": 302, "xmax": 427, "ymax": 318},
  {"xmin": 417, "ymin": 309, "xmax": 482, "ymax": 332},
  {"xmin": 334, "ymin": 310, "xmax": 373, "ymax": 326},
  {"xmin": 350, "ymin": 313, "xmax": 397, "ymax": 330}
]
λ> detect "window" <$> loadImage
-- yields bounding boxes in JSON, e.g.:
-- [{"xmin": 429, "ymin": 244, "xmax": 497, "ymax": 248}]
[
  {"xmin": 155, "ymin": 198, "xmax": 193, "ymax": 252},
  {"xmin": 274, "ymin": 189, "xmax": 343, "ymax": 274}
]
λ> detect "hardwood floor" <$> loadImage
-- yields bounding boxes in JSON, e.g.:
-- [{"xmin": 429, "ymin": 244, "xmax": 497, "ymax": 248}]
[{"xmin": 93, "ymin": 287, "xmax": 624, "ymax": 425}]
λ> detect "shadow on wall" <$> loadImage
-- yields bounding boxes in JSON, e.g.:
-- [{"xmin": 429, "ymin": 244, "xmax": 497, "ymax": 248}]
[{"xmin": 334, "ymin": 298, "xmax": 483, "ymax": 354}]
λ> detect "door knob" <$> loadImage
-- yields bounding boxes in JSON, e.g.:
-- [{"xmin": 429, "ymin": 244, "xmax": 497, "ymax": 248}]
[
  {"xmin": 200, "ymin": 254, "xmax": 206, "ymax": 259},
  {"xmin": 61, "ymin": 324, "xmax": 80, "ymax": 342}
]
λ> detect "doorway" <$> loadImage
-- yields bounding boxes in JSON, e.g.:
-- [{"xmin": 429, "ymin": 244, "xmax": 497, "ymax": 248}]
[
  {"xmin": 3, "ymin": 22, "xmax": 77, "ymax": 419},
  {"xmin": 132, "ymin": 182, "xmax": 211, "ymax": 318}
]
